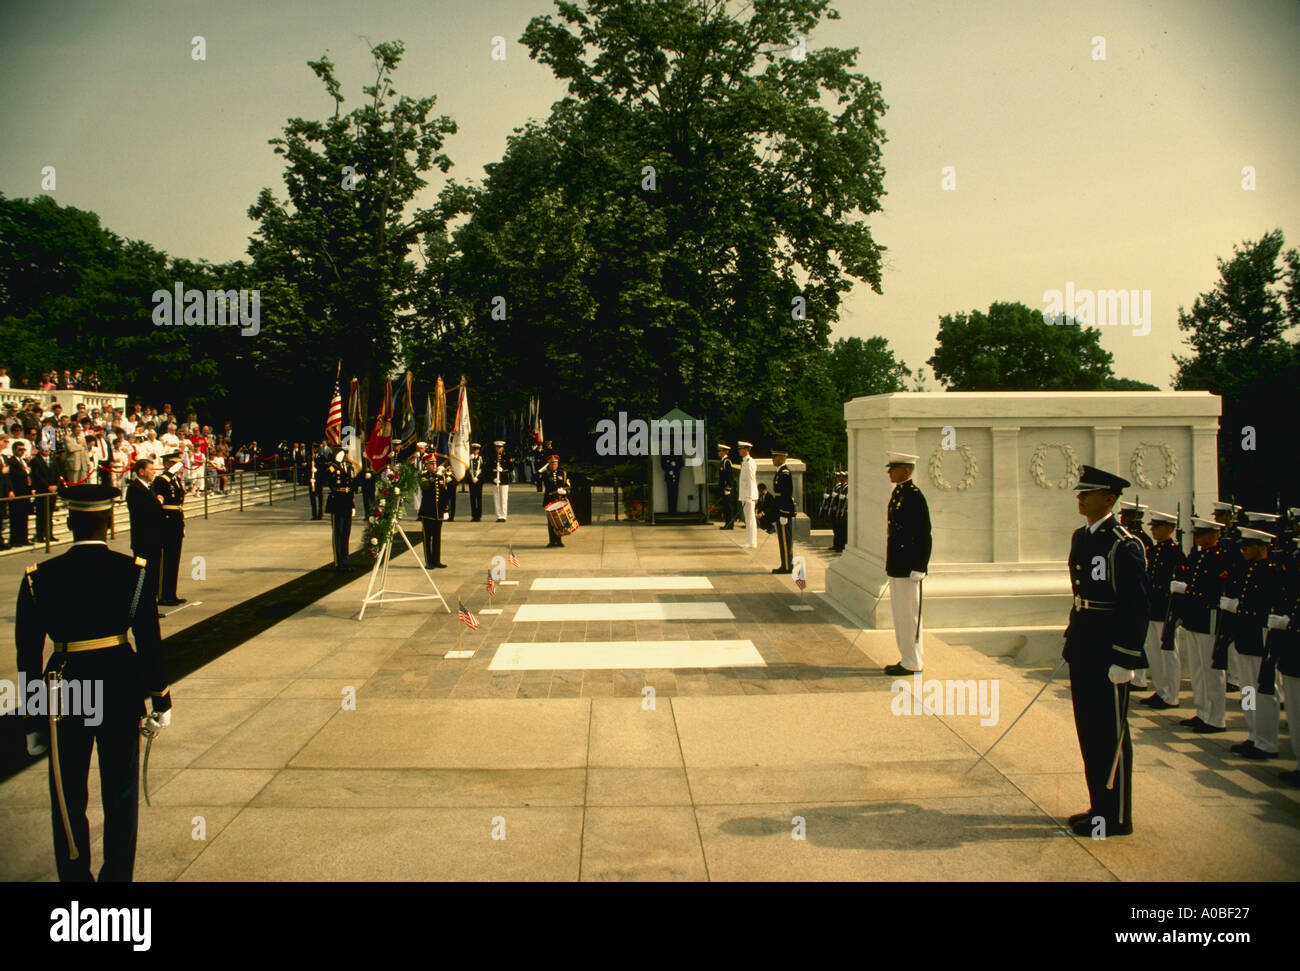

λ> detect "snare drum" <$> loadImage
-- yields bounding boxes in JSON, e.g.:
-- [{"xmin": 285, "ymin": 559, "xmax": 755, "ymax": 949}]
[{"xmin": 545, "ymin": 498, "xmax": 579, "ymax": 536}]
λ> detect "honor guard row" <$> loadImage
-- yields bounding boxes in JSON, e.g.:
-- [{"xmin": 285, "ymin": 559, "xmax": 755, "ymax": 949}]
[
  {"xmin": 16, "ymin": 484, "xmax": 173, "ymax": 881},
  {"xmin": 818, "ymin": 470, "xmax": 849, "ymax": 553}
]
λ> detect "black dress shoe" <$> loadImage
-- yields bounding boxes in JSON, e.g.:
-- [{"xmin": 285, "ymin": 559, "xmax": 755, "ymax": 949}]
[
  {"xmin": 1068, "ymin": 810, "xmax": 1097, "ymax": 826},
  {"xmin": 1230, "ymin": 740, "xmax": 1252, "ymax": 753},
  {"xmin": 1072, "ymin": 818, "xmax": 1132, "ymax": 837},
  {"xmin": 174, "ymin": 597, "xmax": 187, "ymax": 603},
  {"xmin": 1279, "ymin": 769, "xmax": 1300, "ymax": 788},
  {"xmin": 1238, "ymin": 742, "xmax": 1278, "ymax": 760},
  {"xmin": 883, "ymin": 663, "xmax": 918, "ymax": 677},
  {"xmin": 1142, "ymin": 695, "xmax": 1177, "ymax": 709},
  {"xmin": 1178, "ymin": 715, "xmax": 1204, "ymax": 728},
  {"xmin": 496, "ymin": 518, "xmax": 506, "ymax": 523},
  {"xmin": 1192, "ymin": 721, "xmax": 1226, "ymax": 734},
  {"xmin": 1227, "ymin": 683, "xmax": 1240, "ymax": 693},
  {"xmin": 771, "ymin": 567, "xmax": 787, "ymax": 574},
  {"xmin": 435, "ymin": 563, "xmax": 448, "ymax": 569}
]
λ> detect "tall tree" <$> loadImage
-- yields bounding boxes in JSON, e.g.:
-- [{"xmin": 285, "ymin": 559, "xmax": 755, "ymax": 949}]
[
  {"xmin": 416, "ymin": 0, "xmax": 889, "ymax": 466},
  {"xmin": 1173, "ymin": 229, "xmax": 1300, "ymax": 503},
  {"xmin": 829, "ymin": 335, "xmax": 912, "ymax": 402},
  {"xmin": 247, "ymin": 41, "xmax": 457, "ymax": 417}
]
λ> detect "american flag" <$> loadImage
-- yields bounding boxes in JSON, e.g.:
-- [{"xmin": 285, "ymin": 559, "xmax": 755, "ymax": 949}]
[
  {"xmin": 793, "ymin": 558, "xmax": 807, "ymax": 591},
  {"xmin": 485, "ymin": 572, "xmax": 496, "ymax": 598},
  {"xmin": 324, "ymin": 372, "xmax": 343, "ymax": 446},
  {"xmin": 458, "ymin": 598, "xmax": 479, "ymax": 630},
  {"xmin": 508, "ymin": 546, "xmax": 520, "ymax": 568}
]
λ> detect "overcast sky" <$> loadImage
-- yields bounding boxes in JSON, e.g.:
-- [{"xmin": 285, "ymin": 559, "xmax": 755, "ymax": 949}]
[{"xmin": 2, "ymin": 0, "xmax": 1297, "ymax": 389}]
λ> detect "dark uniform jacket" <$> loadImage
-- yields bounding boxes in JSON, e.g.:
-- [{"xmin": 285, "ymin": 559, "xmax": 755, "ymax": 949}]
[
  {"xmin": 126, "ymin": 478, "xmax": 163, "ymax": 552},
  {"xmin": 418, "ymin": 469, "xmax": 447, "ymax": 520},
  {"xmin": 661, "ymin": 454, "xmax": 684, "ymax": 481},
  {"xmin": 16, "ymin": 544, "xmax": 171, "ymax": 717},
  {"xmin": 1225, "ymin": 556, "xmax": 1282, "ymax": 658},
  {"xmin": 322, "ymin": 460, "xmax": 355, "ymax": 514},
  {"xmin": 541, "ymin": 468, "xmax": 571, "ymax": 505},
  {"xmin": 885, "ymin": 478, "xmax": 931, "ymax": 577},
  {"xmin": 719, "ymin": 457, "xmax": 733, "ymax": 494},
  {"xmin": 151, "ymin": 468, "xmax": 186, "ymax": 536},
  {"xmin": 1146, "ymin": 538, "xmax": 1186, "ymax": 620},
  {"xmin": 490, "ymin": 453, "xmax": 513, "ymax": 485},
  {"xmin": 1172, "ymin": 543, "xmax": 1230, "ymax": 634},
  {"xmin": 773, "ymin": 464, "xmax": 795, "ymax": 518},
  {"xmin": 468, "ymin": 453, "xmax": 484, "ymax": 484},
  {"xmin": 1063, "ymin": 515, "xmax": 1151, "ymax": 671}
]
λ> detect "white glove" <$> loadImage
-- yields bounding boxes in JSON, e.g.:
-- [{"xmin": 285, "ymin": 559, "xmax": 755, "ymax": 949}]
[
  {"xmin": 169, "ymin": 462, "xmax": 182, "ymax": 475},
  {"xmin": 146, "ymin": 709, "xmax": 171, "ymax": 730},
  {"xmin": 1169, "ymin": 581, "xmax": 1187, "ymax": 594},
  {"xmin": 25, "ymin": 731, "xmax": 48, "ymax": 756},
  {"xmin": 442, "ymin": 512, "xmax": 449, "ymax": 520},
  {"xmin": 1108, "ymin": 665, "xmax": 1134, "ymax": 685},
  {"xmin": 779, "ymin": 516, "xmax": 790, "ymax": 525},
  {"xmin": 335, "ymin": 450, "xmax": 346, "ymax": 463},
  {"xmin": 1219, "ymin": 597, "xmax": 1239, "ymax": 613},
  {"xmin": 1267, "ymin": 614, "xmax": 1291, "ymax": 630},
  {"xmin": 557, "ymin": 488, "xmax": 567, "ymax": 496},
  {"xmin": 909, "ymin": 571, "xmax": 926, "ymax": 579}
]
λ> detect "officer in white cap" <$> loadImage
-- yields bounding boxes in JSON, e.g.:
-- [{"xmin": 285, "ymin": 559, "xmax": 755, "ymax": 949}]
[
  {"xmin": 882, "ymin": 451, "xmax": 931, "ymax": 677},
  {"xmin": 491, "ymin": 441, "xmax": 512, "ymax": 522},
  {"xmin": 1173, "ymin": 517, "xmax": 1230, "ymax": 734},
  {"xmin": 1141, "ymin": 510, "xmax": 1185, "ymax": 709},
  {"xmin": 1223, "ymin": 527, "xmax": 1283, "ymax": 760},
  {"xmin": 736, "ymin": 441, "xmax": 758, "ymax": 548}
]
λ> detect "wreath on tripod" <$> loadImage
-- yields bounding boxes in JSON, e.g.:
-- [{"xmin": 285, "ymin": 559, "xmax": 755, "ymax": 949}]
[{"xmin": 363, "ymin": 461, "xmax": 420, "ymax": 559}]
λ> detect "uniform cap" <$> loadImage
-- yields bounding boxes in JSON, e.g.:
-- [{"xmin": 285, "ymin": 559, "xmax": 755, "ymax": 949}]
[
  {"xmin": 716, "ymin": 443, "xmax": 729, "ymax": 451},
  {"xmin": 470, "ymin": 442, "xmax": 480, "ymax": 449},
  {"xmin": 737, "ymin": 440, "xmax": 753, "ymax": 449},
  {"xmin": 1238, "ymin": 527, "xmax": 1274, "ymax": 544},
  {"xmin": 548, "ymin": 454, "xmax": 559, "ymax": 462},
  {"xmin": 1190, "ymin": 517, "xmax": 1222, "ymax": 531},
  {"xmin": 58, "ymin": 484, "xmax": 119, "ymax": 512},
  {"xmin": 885, "ymin": 451, "xmax": 918, "ymax": 466},
  {"xmin": 1212, "ymin": 501, "xmax": 1241, "ymax": 514},
  {"xmin": 1147, "ymin": 509, "xmax": 1177, "ymax": 525},
  {"xmin": 493, "ymin": 440, "xmax": 505, "ymax": 447},
  {"xmin": 1241, "ymin": 511, "xmax": 1279, "ymax": 524},
  {"xmin": 1074, "ymin": 465, "xmax": 1130, "ymax": 494},
  {"xmin": 1117, "ymin": 499, "xmax": 1147, "ymax": 514},
  {"xmin": 161, "ymin": 450, "xmax": 181, "ymax": 461}
]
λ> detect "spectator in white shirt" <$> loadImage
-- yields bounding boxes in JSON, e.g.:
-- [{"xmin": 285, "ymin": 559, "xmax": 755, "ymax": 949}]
[
  {"xmin": 160, "ymin": 423, "xmax": 180, "ymax": 451},
  {"xmin": 0, "ymin": 367, "xmax": 10, "ymax": 389}
]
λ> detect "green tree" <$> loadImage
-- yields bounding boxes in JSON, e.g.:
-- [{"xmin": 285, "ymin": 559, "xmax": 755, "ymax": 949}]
[
  {"xmin": 928, "ymin": 301, "xmax": 1118, "ymax": 391},
  {"xmin": 246, "ymin": 41, "xmax": 457, "ymax": 415},
  {"xmin": 829, "ymin": 335, "xmax": 912, "ymax": 401},
  {"xmin": 416, "ymin": 0, "xmax": 889, "ymax": 463},
  {"xmin": 1172, "ymin": 229, "xmax": 1300, "ymax": 503}
]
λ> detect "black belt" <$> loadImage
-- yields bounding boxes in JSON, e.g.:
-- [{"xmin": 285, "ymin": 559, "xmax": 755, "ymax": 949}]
[{"xmin": 1073, "ymin": 596, "xmax": 1116, "ymax": 611}]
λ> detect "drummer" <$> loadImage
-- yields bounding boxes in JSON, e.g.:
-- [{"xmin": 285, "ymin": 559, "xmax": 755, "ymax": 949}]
[{"xmin": 540, "ymin": 453, "xmax": 572, "ymax": 548}]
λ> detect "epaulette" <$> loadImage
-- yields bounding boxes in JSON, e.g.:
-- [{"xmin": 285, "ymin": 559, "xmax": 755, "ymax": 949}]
[{"xmin": 134, "ymin": 556, "xmax": 147, "ymax": 567}]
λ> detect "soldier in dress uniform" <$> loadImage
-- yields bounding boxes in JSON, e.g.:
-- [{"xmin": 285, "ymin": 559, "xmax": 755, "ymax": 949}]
[
  {"xmin": 1118, "ymin": 499, "xmax": 1154, "ymax": 689},
  {"xmin": 418, "ymin": 452, "xmax": 448, "ymax": 568},
  {"xmin": 832, "ymin": 471, "xmax": 849, "ymax": 553},
  {"xmin": 716, "ymin": 444, "xmax": 735, "ymax": 530},
  {"xmin": 1222, "ymin": 527, "xmax": 1284, "ymax": 760},
  {"xmin": 661, "ymin": 451, "xmax": 685, "ymax": 514},
  {"xmin": 322, "ymin": 449, "xmax": 356, "ymax": 571},
  {"xmin": 1140, "ymin": 510, "xmax": 1187, "ymax": 709},
  {"xmin": 1266, "ymin": 566, "xmax": 1300, "ymax": 787},
  {"xmin": 737, "ymin": 441, "xmax": 758, "ymax": 548},
  {"xmin": 540, "ymin": 454, "xmax": 572, "ymax": 548},
  {"xmin": 151, "ymin": 451, "xmax": 187, "ymax": 605},
  {"xmin": 491, "ymin": 441, "xmax": 513, "ymax": 522},
  {"xmin": 15, "ymin": 484, "xmax": 173, "ymax": 881},
  {"xmin": 768, "ymin": 450, "xmax": 796, "ymax": 574},
  {"xmin": 1213, "ymin": 501, "xmax": 1244, "ymax": 691},
  {"xmin": 126, "ymin": 459, "xmax": 163, "ymax": 616},
  {"xmin": 1173, "ymin": 518, "xmax": 1231, "ymax": 734},
  {"xmin": 467, "ymin": 443, "xmax": 485, "ymax": 522},
  {"xmin": 1062, "ymin": 466, "xmax": 1150, "ymax": 838},
  {"xmin": 309, "ymin": 443, "xmax": 330, "ymax": 520},
  {"xmin": 883, "ymin": 452, "xmax": 932, "ymax": 676}
]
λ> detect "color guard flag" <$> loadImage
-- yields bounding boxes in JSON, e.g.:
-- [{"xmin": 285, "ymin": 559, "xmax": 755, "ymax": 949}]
[
  {"xmin": 485, "ymin": 572, "xmax": 496, "ymax": 598},
  {"xmin": 458, "ymin": 598, "xmax": 479, "ymax": 631},
  {"xmin": 449, "ymin": 380, "xmax": 471, "ymax": 481},
  {"xmin": 508, "ymin": 546, "xmax": 519, "ymax": 569},
  {"xmin": 324, "ymin": 366, "xmax": 343, "ymax": 446}
]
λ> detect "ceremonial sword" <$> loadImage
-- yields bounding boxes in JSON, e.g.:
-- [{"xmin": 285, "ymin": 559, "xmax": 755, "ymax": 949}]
[
  {"xmin": 965, "ymin": 657, "xmax": 1067, "ymax": 775},
  {"xmin": 140, "ymin": 713, "xmax": 163, "ymax": 806}
]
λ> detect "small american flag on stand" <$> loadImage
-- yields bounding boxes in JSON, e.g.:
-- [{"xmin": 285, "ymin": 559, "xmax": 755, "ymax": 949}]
[
  {"xmin": 485, "ymin": 572, "xmax": 496, "ymax": 598},
  {"xmin": 458, "ymin": 598, "xmax": 480, "ymax": 630},
  {"xmin": 793, "ymin": 558, "xmax": 807, "ymax": 591},
  {"xmin": 508, "ymin": 546, "xmax": 519, "ymax": 568}
]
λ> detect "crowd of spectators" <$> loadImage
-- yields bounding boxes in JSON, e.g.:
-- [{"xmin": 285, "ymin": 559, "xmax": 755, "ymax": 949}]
[{"xmin": 0, "ymin": 366, "xmax": 106, "ymax": 392}]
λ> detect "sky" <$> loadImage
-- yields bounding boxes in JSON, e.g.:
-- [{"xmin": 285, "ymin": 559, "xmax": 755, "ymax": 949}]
[{"xmin": 2, "ymin": 0, "xmax": 1297, "ymax": 389}]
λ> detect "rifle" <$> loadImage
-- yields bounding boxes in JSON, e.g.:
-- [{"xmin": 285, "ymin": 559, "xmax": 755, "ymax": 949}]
[{"xmin": 1160, "ymin": 500, "xmax": 1183, "ymax": 652}]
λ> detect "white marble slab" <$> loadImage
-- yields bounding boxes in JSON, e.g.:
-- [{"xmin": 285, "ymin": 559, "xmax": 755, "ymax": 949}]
[
  {"xmin": 513, "ymin": 602, "xmax": 734, "ymax": 622},
  {"xmin": 530, "ymin": 576, "xmax": 713, "ymax": 591},
  {"xmin": 488, "ymin": 640, "xmax": 764, "ymax": 671}
]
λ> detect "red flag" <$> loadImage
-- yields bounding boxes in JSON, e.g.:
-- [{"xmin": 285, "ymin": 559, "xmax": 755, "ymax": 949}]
[
  {"xmin": 508, "ymin": 546, "xmax": 520, "ymax": 569},
  {"xmin": 364, "ymin": 379, "xmax": 393, "ymax": 469},
  {"xmin": 458, "ymin": 598, "xmax": 480, "ymax": 631},
  {"xmin": 486, "ymin": 572, "xmax": 496, "ymax": 598}
]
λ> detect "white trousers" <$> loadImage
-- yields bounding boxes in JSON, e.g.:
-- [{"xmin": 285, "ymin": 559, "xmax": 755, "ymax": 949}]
[
  {"xmin": 889, "ymin": 576, "xmax": 923, "ymax": 672},
  {"xmin": 494, "ymin": 483, "xmax": 509, "ymax": 520},
  {"xmin": 741, "ymin": 499, "xmax": 757, "ymax": 547},
  {"xmin": 1232, "ymin": 649, "xmax": 1278, "ymax": 752},
  {"xmin": 1147, "ymin": 621, "xmax": 1181, "ymax": 704},
  {"xmin": 1181, "ymin": 628, "xmax": 1225, "ymax": 728}
]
